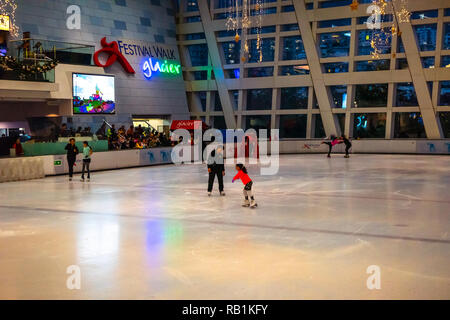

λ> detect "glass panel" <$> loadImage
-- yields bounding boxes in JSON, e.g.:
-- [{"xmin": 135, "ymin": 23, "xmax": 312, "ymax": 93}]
[
  {"xmin": 214, "ymin": 92, "xmax": 222, "ymax": 111},
  {"xmin": 330, "ymin": 85, "xmax": 347, "ymax": 108},
  {"xmin": 438, "ymin": 112, "xmax": 450, "ymax": 138},
  {"xmin": 246, "ymin": 89, "xmax": 272, "ymax": 110},
  {"xmin": 279, "ymin": 65, "xmax": 310, "ymax": 75},
  {"xmin": 193, "ymin": 71, "xmax": 207, "ymax": 80},
  {"xmin": 355, "ymin": 60, "xmax": 390, "ymax": 71},
  {"xmin": 395, "ymin": 83, "xmax": 418, "ymax": 107},
  {"xmin": 217, "ymin": 29, "xmax": 241, "ymax": 37},
  {"xmin": 185, "ymin": 16, "xmax": 201, "ymax": 23},
  {"xmin": 314, "ymin": 115, "xmax": 326, "ymax": 138},
  {"xmin": 396, "ymin": 58, "xmax": 408, "ymax": 69},
  {"xmin": 411, "ymin": 10, "xmax": 438, "ymax": 19},
  {"xmin": 318, "ymin": 18, "xmax": 351, "ymax": 28},
  {"xmin": 281, "ymin": 5, "xmax": 295, "ymax": 12},
  {"xmin": 245, "ymin": 115, "xmax": 271, "ymax": 131},
  {"xmin": 323, "ymin": 62, "xmax": 349, "ymax": 73},
  {"xmin": 413, "ymin": 24, "xmax": 437, "ymax": 51},
  {"xmin": 354, "ymin": 84, "xmax": 388, "ymax": 107},
  {"xmin": 212, "ymin": 116, "xmax": 227, "ymax": 129},
  {"xmin": 226, "ymin": 68, "xmax": 240, "ymax": 79},
  {"xmin": 443, "ymin": 23, "xmax": 450, "ymax": 50},
  {"xmin": 394, "ymin": 112, "xmax": 425, "ymax": 138},
  {"xmin": 353, "ymin": 113, "xmax": 387, "ymax": 138},
  {"xmin": 280, "ymin": 87, "xmax": 308, "ymax": 109},
  {"xmin": 398, "ymin": 38, "xmax": 405, "ymax": 53},
  {"xmin": 319, "ymin": 31, "xmax": 351, "ymax": 57},
  {"xmin": 186, "ymin": 0, "xmax": 198, "ymax": 12},
  {"xmin": 441, "ymin": 55, "xmax": 450, "ymax": 68},
  {"xmin": 421, "ymin": 56, "xmax": 435, "ymax": 68},
  {"xmin": 279, "ymin": 115, "xmax": 307, "ymax": 138},
  {"xmin": 249, "ymin": 26, "xmax": 276, "ymax": 34},
  {"xmin": 247, "ymin": 67, "xmax": 274, "ymax": 77},
  {"xmin": 281, "ymin": 24, "xmax": 299, "ymax": 32},
  {"xmin": 319, "ymin": 0, "xmax": 352, "ymax": 9},
  {"xmin": 185, "ymin": 33, "xmax": 205, "ymax": 40},
  {"xmin": 222, "ymin": 41, "xmax": 240, "ymax": 64},
  {"xmin": 439, "ymin": 81, "xmax": 450, "ymax": 106},
  {"xmin": 187, "ymin": 44, "xmax": 208, "ymax": 66},
  {"xmin": 230, "ymin": 90, "xmax": 239, "ymax": 110},
  {"xmin": 281, "ymin": 36, "xmax": 306, "ymax": 60},
  {"xmin": 248, "ymin": 38, "xmax": 275, "ymax": 63},
  {"xmin": 358, "ymin": 30, "xmax": 391, "ymax": 55}
]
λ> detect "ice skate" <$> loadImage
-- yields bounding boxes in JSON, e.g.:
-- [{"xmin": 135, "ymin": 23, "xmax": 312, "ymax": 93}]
[
  {"xmin": 242, "ymin": 199, "xmax": 250, "ymax": 207},
  {"xmin": 208, "ymin": 192, "xmax": 212, "ymax": 197},
  {"xmin": 250, "ymin": 199, "xmax": 257, "ymax": 208},
  {"xmin": 220, "ymin": 191, "xmax": 226, "ymax": 196},
  {"xmin": 344, "ymin": 155, "xmax": 350, "ymax": 158}
]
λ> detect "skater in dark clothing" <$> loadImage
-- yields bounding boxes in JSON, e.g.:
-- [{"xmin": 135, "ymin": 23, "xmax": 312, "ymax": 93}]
[
  {"xmin": 65, "ymin": 138, "xmax": 79, "ymax": 181},
  {"xmin": 321, "ymin": 135, "xmax": 340, "ymax": 158},
  {"xmin": 207, "ymin": 146, "xmax": 225, "ymax": 196},
  {"xmin": 340, "ymin": 135, "xmax": 352, "ymax": 158}
]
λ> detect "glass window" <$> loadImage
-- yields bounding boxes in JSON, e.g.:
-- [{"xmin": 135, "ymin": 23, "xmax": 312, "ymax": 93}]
[
  {"xmin": 249, "ymin": 26, "xmax": 276, "ymax": 34},
  {"xmin": 439, "ymin": 81, "xmax": 450, "ymax": 106},
  {"xmin": 222, "ymin": 41, "xmax": 240, "ymax": 64},
  {"xmin": 246, "ymin": 89, "xmax": 272, "ymax": 110},
  {"xmin": 193, "ymin": 91, "xmax": 206, "ymax": 111},
  {"xmin": 217, "ymin": 29, "xmax": 241, "ymax": 37},
  {"xmin": 318, "ymin": 18, "xmax": 351, "ymax": 28},
  {"xmin": 411, "ymin": 10, "xmax": 438, "ymax": 20},
  {"xmin": 248, "ymin": 38, "xmax": 275, "ymax": 62},
  {"xmin": 279, "ymin": 115, "xmax": 307, "ymax": 138},
  {"xmin": 330, "ymin": 85, "xmax": 347, "ymax": 108},
  {"xmin": 398, "ymin": 38, "xmax": 405, "ymax": 53},
  {"xmin": 323, "ymin": 62, "xmax": 349, "ymax": 73},
  {"xmin": 337, "ymin": 114, "xmax": 346, "ymax": 135},
  {"xmin": 212, "ymin": 116, "xmax": 227, "ymax": 129},
  {"xmin": 358, "ymin": 30, "xmax": 391, "ymax": 55},
  {"xmin": 441, "ymin": 55, "xmax": 450, "ymax": 68},
  {"xmin": 251, "ymin": 7, "xmax": 277, "ymax": 15},
  {"xmin": 443, "ymin": 23, "xmax": 450, "ymax": 50},
  {"xmin": 279, "ymin": 65, "xmax": 310, "ymax": 75},
  {"xmin": 281, "ymin": 24, "xmax": 299, "ymax": 32},
  {"xmin": 394, "ymin": 112, "xmax": 426, "ymax": 138},
  {"xmin": 438, "ymin": 112, "xmax": 450, "ymax": 138},
  {"xmin": 185, "ymin": 16, "xmax": 201, "ymax": 23},
  {"xmin": 313, "ymin": 115, "xmax": 326, "ymax": 138},
  {"xmin": 280, "ymin": 87, "xmax": 308, "ymax": 109},
  {"xmin": 247, "ymin": 67, "xmax": 274, "ymax": 77},
  {"xmin": 193, "ymin": 71, "xmax": 207, "ymax": 80},
  {"xmin": 230, "ymin": 90, "xmax": 239, "ymax": 110},
  {"xmin": 281, "ymin": 5, "xmax": 295, "ymax": 12},
  {"xmin": 396, "ymin": 58, "xmax": 408, "ymax": 70},
  {"xmin": 319, "ymin": 0, "xmax": 352, "ymax": 9},
  {"xmin": 355, "ymin": 60, "xmax": 390, "ymax": 71},
  {"xmin": 353, "ymin": 113, "xmax": 386, "ymax": 138},
  {"xmin": 395, "ymin": 83, "xmax": 418, "ymax": 106},
  {"xmin": 245, "ymin": 115, "xmax": 271, "ymax": 131},
  {"xmin": 306, "ymin": 2, "xmax": 314, "ymax": 10},
  {"xmin": 213, "ymin": 92, "xmax": 222, "ymax": 111},
  {"xmin": 185, "ymin": 33, "xmax": 205, "ymax": 40},
  {"xmin": 319, "ymin": 32, "xmax": 351, "ymax": 57},
  {"xmin": 186, "ymin": 0, "xmax": 198, "ymax": 12},
  {"xmin": 413, "ymin": 24, "xmax": 437, "ymax": 51},
  {"xmin": 357, "ymin": 14, "xmax": 393, "ymax": 24},
  {"xmin": 421, "ymin": 56, "xmax": 435, "ymax": 68},
  {"xmin": 445, "ymin": 9, "xmax": 450, "ymax": 17},
  {"xmin": 226, "ymin": 68, "xmax": 240, "ymax": 79},
  {"xmin": 354, "ymin": 84, "xmax": 388, "ymax": 107},
  {"xmin": 188, "ymin": 44, "xmax": 208, "ymax": 66},
  {"xmin": 281, "ymin": 36, "xmax": 306, "ymax": 60}
]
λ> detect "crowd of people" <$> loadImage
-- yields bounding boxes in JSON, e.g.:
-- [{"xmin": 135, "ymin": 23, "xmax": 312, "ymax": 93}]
[{"xmin": 105, "ymin": 124, "xmax": 173, "ymax": 150}]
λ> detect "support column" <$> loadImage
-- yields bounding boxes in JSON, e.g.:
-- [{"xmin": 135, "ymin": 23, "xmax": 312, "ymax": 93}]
[
  {"xmin": 293, "ymin": 0, "xmax": 340, "ymax": 137},
  {"xmin": 198, "ymin": 0, "xmax": 237, "ymax": 129}
]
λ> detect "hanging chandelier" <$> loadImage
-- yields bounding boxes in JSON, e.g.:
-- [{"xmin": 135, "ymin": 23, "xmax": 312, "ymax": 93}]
[{"xmin": 225, "ymin": 0, "xmax": 266, "ymax": 63}]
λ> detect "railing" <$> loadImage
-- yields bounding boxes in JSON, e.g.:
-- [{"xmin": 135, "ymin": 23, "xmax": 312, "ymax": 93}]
[{"xmin": 0, "ymin": 38, "xmax": 95, "ymax": 82}]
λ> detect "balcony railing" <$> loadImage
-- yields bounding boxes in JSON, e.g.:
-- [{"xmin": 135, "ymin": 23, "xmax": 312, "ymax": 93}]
[{"xmin": 0, "ymin": 38, "xmax": 95, "ymax": 82}]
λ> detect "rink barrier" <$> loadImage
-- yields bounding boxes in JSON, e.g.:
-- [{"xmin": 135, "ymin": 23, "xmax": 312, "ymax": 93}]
[{"xmin": 0, "ymin": 157, "xmax": 45, "ymax": 183}]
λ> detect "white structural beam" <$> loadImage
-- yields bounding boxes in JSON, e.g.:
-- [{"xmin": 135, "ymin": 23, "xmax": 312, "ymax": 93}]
[
  {"xmin": 293, "ymin": 0, "xmax": 340, "ymax": 137},
  {"xmin": 393, "ymin": 2, "xmax": 442, "ymax": 139},
  {"xmin": 198, "ymin": 0, "xmax": 237, "ymax": 129}
]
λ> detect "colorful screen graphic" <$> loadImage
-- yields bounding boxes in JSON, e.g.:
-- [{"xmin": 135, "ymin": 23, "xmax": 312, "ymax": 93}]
[{"xmin": 73, "ymin": 73, "xmax": 115, "ymax": 114}]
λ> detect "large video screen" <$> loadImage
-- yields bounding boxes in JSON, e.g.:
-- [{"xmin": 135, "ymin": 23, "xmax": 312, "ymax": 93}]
[{"xmin": 73, "ymin": 73, "xmax": 115, "ymax": 114}]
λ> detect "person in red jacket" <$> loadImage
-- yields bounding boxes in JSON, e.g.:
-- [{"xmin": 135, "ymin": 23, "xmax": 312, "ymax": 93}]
[{"xmin": 232, "ymin": 163, "xmax": 257, "ymax": 208}]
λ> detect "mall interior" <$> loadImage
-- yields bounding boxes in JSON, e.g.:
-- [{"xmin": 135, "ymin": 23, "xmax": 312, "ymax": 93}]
[{"xmin": 0, "ymin": 0, "xmax": 449, "ymax": 300}]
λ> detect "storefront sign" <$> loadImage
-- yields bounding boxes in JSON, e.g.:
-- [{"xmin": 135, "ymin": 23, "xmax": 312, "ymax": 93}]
[
  {"xmin": 93, "ymin": 37, "xmax": 135, "ymax": 74},
  {"xmin": 0, "ymin": 15, "xmax": 10, "ymax": 31},
  {"xmin": 142, "ymin": 58, "xmax": 181, "ymax": 79},
  {"xmin": 117, "ymin": 40, "xmax": 176, "ymax": 60}
]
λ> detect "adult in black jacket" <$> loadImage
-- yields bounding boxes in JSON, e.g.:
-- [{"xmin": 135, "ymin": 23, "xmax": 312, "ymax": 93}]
[
  {"xmin": 65, "ymin": 138, "xmax": 79, "ymax": 181},
  {"xmin": 340, "ymin": 135, "xmax": 352, "ymax": 158},
  {"xmin": 207, "ymin": 146, "xmax": 225, "ymax": 196}
]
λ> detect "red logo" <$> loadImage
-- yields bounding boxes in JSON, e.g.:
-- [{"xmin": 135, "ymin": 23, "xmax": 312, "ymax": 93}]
[{"xmin": 93, "ymin": 37, "xmax": 135, "ymax": 74}]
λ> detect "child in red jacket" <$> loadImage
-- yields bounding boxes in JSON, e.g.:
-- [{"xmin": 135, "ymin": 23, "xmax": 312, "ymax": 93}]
[{"xmin": 232, "ymin": 163, "xmax": 257, "ymax": 208}]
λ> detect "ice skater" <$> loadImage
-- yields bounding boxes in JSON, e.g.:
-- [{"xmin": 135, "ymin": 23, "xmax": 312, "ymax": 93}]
[
  {"xmin": 232, "ymin": 163, "xmax": 257, "ymax": 208},
  {"xmin": 81, "ymin": 141, "xmax": 93, "ymax": 182},
  {"xmin": 321, "ymin": 135, "xmax": 340, "ymax": 158},
  {"xmin": 207, "ymin": 146, "xmax": 225, "ymax": 196},
  {"xmin": 340, "ymin": 135, "xmax": 352, "ymax": 158},
  {"xmin": 65, "ymin": 138, "xmax": 79, "ymax": 181}
]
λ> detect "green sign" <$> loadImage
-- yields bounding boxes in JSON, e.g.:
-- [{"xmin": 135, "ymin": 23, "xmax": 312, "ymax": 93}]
[{"xmin": 54, "ymin": 160, "xmax": 62, "ymax": 166}]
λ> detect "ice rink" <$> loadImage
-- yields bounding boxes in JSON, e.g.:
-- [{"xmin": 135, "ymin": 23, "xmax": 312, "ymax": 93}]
[{"xmin": 0, "ymin": 154, "xmax": 449, "ymax": 299}]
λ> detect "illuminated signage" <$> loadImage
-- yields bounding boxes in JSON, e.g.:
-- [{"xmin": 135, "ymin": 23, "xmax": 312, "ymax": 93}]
[
  {"xmin": 94, "ymin": 37, "xmax": 135, "ymax": 74},
  {"xmin": 0, "ymin": 15, "xmax": 10, "ymax": 31},
  {"xmin": 142, "ymin": 58, "xmax": 181, "ymax": 79}
]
